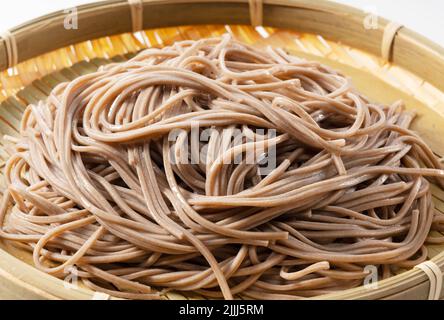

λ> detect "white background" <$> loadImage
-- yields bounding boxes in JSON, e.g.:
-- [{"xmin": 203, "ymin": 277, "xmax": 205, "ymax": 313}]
[{"xmin": 0, "ymin": 0, "xmax": 443, "ymax": 46}]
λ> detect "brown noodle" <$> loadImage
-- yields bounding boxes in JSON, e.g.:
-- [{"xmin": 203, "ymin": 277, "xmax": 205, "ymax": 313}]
[{"xmin": 1, "ymin": 35, "xmax": 444, "ymax": 300}]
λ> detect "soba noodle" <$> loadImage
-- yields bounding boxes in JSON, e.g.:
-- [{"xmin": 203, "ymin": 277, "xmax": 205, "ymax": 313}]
[{"xmin": 1, "ymin": 35, "xmax": 444, "ymax": 300}]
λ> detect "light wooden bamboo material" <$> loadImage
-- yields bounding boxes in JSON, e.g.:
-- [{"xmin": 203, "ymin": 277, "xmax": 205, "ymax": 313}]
[
  {"xmin": 1, "ymin": 0, "xmax": 444, "ymax": 92},
  {"xmin": 1, "ymin": 0, "xmax": 444, "ymax": 300}
]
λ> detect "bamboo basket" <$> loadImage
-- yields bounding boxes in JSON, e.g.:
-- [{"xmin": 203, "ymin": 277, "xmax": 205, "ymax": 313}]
[{"xmin": 1, "ymin": 0, "xmax": 444, "ymax": 300}]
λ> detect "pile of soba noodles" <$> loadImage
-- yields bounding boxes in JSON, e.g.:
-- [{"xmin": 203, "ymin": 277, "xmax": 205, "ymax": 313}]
[{"xmin": 1, "ymin": 34, "xmax": 444, "ymax": 300}]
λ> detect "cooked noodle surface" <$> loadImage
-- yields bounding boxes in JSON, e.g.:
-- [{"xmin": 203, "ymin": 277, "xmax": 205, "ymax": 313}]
[{"xmin": 1, "ymin": 35, "xmax": 444, "ymax": 300}]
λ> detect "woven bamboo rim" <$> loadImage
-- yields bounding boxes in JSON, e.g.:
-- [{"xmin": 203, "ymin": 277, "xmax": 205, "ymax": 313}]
[{"xmin": 1, "ymin": 0, "xmax": 444, "ymax": 300}]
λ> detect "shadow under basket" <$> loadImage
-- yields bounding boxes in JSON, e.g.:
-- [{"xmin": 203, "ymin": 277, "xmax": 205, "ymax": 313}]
[{"xmin": 1, "ymin": 0, "xmax": 444, "ymax": 300}]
